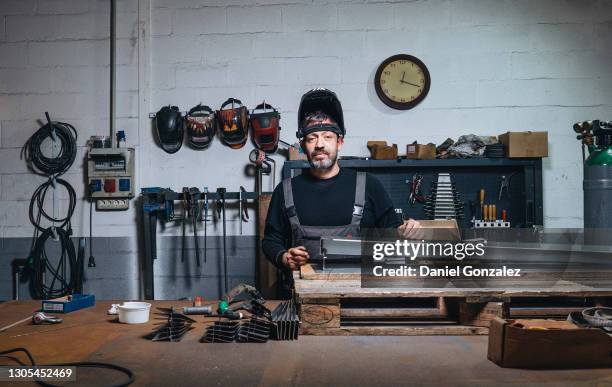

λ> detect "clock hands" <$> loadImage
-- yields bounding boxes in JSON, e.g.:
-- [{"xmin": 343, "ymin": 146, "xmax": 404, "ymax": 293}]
[{"xmin": 400, "ymin": 79, "xmax": 420, "ymax": 87}]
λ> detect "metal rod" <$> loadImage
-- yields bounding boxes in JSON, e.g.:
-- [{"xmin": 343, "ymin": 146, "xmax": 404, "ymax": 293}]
[
  {"xmin": 203, "ymin": 188, "xmax": 208, "ymax": 263},
  {"xmin": 217, "ymin": 188, "xmax": 228, "ymax": 293},
  {"xmin": 110, "ymin": 0, "xmax": 116, "ymax": 147},
  {"xmin": 0, "ymin": 316, "xmax": 31, "ymax": 333}
]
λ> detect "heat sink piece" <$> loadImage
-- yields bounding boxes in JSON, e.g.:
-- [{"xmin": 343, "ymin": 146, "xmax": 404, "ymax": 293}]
[
  {"xmin": 236, "ymin": 318, "xmax": 272, "ymax": 343},
  {"xmin": 201, "ymin": 321, "xmax": 239, "ymax": 343},
  {"xmin": 423, "ymin": 173, "xmax": 464, "ymax": 220},
  {"xmin": 271, "ymin": 299, "xmax": 299, "ymax": 341},
  {"xmin": 149, "ymin": 307, "xmax": 196, "ymax": 342}
]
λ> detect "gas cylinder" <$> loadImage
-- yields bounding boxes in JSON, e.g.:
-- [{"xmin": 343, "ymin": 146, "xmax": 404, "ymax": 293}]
[{"xmin": 581, "ymin": 120, "xmax": 612, "ymax": 240}]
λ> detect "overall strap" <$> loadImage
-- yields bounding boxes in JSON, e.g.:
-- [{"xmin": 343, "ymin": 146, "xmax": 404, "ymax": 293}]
[
  {"xmin": 282, "ymin": 178, "xmax": 301, "ymax": 227},
  {"xmin": 351, "ymin": 172, "xmax": 366, "ymax": 225}
]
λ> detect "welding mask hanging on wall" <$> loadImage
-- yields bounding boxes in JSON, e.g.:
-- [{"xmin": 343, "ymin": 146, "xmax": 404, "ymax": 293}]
[
  {"xmin": 217, "ymin": 98, "xmax": 249, "ymax": 149},
  {"xmin": 186, "ymin": 104, "xmax": 216, "ymax": 149},
  {"xmin": 155, "ymin": 105, "xmax": 184, "ymax": 154},
  {"xmin": 250, "ymin": 102, "xmax": 281, "ymax": 153}
]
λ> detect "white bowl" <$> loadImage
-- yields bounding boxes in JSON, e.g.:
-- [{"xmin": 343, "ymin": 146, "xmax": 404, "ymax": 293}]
[{"xmin": 117, "ymin": 302, "xmax": 151, "ymax": 324}]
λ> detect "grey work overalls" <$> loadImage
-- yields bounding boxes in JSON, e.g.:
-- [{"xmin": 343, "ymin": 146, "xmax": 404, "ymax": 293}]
[{"xmin": 282, "ymin": 172, "xmax": 367, "ymax": 263}]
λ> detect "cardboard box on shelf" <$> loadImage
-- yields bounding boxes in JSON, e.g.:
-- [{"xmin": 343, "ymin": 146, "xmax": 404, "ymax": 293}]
[
  {"xmin": 406, "ymin": 142, "xmax": 436, "ymax": 159},
  {"xmin": 367, "ymin": 141, "xmax": 398, "ymax": 160},
  {"xmin": 498, "ymin": 131, "xmax": 548, "ymax": 158},
  {"xmin": 488, "ymin": 317, "xmax": 612, "ymax": 369}
]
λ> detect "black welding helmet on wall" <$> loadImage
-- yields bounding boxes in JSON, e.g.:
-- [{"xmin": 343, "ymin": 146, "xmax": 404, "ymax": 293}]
[
  {"xmin": 297, "ymin": 88, "xmax": 345, "ymax": 139},
  {"xmin": 185, "ymin": 104, "xmax": 216, "ymax": 149},
  {"xmin": 217, "ymin": 98, "xmax": 249, "ymax": 149},
  {"xmin": 250, "ymin": 102, "xmax": 281, "ymax": 153},
  {"xmin": 155, "ymin": 105, "xmax": 184, "ymax": 154}
]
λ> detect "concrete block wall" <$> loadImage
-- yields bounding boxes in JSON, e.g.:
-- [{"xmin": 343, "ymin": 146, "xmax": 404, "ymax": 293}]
[
  {"xmin": 0, "ymin": 0, "xmax": 611, "ymax": 299},
  {"xmin": 149, "ymin": 0, "xmax": 612, "ymax": 228}
]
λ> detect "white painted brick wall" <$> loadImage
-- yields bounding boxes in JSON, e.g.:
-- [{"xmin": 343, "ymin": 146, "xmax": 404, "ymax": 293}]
[
  {"xmin": 0, "ymin": 0, "xmax": 140, "ymax": 238},
  {"xmin": 1, "ymin": 0, "xmax": 612, "ymax": 241}
]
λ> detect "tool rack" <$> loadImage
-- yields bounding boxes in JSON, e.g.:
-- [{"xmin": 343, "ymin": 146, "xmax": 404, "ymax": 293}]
[
  {"xmin": 141, "ymin": 188, "xmax": 259, "ymax": 300},
  {"xmin": 282, "ymin": 158, "xmax": 544, "ymax": 228}
]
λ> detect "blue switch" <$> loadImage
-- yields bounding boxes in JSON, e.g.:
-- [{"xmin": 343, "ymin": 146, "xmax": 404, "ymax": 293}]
[
  {"xmin": 90, "ymin": 179, "xmax": 102, "ymax": 192},
  {"xmin": 119, "ymin": 178, "xmax": 131, "ymax": 192}
]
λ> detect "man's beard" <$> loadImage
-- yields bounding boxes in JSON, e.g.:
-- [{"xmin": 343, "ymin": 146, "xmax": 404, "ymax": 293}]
[{"xmin": 308, "ymin": 149, "xmax": 337, "ymax": 169}]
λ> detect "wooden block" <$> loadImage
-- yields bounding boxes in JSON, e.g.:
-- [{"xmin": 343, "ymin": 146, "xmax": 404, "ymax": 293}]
[
  {"xmin": 300, "ymin": 302, "xmax": 341, "ymax": 330},
  {"xmin": 459, "ymin": 301, "xmax": 507, "ymax": 327}
]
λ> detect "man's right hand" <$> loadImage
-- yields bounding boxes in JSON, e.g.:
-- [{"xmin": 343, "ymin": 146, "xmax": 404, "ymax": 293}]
[{"xmin": 282, "ymin": 246, "xmax": 310, "ymax": 270}]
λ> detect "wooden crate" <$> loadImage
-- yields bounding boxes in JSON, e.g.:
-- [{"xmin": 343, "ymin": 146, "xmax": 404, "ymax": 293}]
[{"xmin": 295, "ymin": 264, "xmax": 612, "ymax": 336}]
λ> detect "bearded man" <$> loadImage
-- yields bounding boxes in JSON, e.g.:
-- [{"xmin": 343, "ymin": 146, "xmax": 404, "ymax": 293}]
[{"xmin": 262, "ymin": 89, "xmax": 421, "ymax": 290}]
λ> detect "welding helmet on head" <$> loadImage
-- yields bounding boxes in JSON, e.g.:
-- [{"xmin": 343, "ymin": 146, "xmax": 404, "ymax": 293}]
[
  {"xmin": 186, "ymin": 104, "xmax": 216, "ymax": 149},
  {"xmin": 297, "ymin": 88, "xmax": 345, "ymax": 139},
  {"xmin": 217, "ymin": 98, "xmax": 249, "ymax": 149},
  {"xmin": 250, "ymin": 102, "xmax": 281, "ymax": 153},
  {"xmin": 155, "ymin": 105, "xmax": 184, "ymax": 154}
]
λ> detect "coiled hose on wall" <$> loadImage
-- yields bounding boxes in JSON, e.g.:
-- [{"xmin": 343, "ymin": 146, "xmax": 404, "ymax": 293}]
[{"xmin": 23, "ymin": 113, "xmax": 80, "ymax": 299}]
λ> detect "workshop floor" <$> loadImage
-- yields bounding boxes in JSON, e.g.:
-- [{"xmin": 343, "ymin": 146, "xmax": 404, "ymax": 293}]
[{"xmin": 1, "ymin": 301, "xmax": 611, "ymax": 386}]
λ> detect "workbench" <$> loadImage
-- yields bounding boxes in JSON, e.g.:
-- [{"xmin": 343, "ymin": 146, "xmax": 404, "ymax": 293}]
[{"xmin": 1, "ymin": 301, "xmax": 611, "ymax": 386}]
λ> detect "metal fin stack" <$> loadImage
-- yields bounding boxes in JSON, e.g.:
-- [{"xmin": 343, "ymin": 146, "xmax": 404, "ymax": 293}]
[
  {"xmin": 201, "ymin": 321, "xmax": 239, "ymax": 343},
  {"xmin": 149, "ymin": 307, "xmax": 196, "ymax": 342},
  {"xmin": 423, "ymin": 173, "xmax": 464, "ymax": 220},
  {"xmin": 236, "ymin": 318, "xmax": 272, "ymax": 343},
  {"xmin": 271, "ymin": 299, "xmax": 299, "ymax": 341}
]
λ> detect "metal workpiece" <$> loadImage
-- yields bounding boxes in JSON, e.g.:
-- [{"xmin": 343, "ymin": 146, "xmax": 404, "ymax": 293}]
[{"xmin": 271, "ymin": 299, "xmax": 300, "ymax": 341}]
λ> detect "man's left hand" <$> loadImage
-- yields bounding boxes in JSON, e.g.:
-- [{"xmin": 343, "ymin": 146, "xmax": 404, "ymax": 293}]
[{"xmin": 398, "ymin": 218, "xmax": 423, "ymax": 239}]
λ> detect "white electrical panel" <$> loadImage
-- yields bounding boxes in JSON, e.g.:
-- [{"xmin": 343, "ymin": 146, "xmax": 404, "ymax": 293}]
[{"xmin": 87, "ymin": 148, "xmax": 135, "ymax": 211}]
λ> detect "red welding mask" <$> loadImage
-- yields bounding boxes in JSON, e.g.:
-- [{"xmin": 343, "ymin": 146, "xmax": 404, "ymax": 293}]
[
  {"xmin": 217, "ymin": 98, "xmax": 248, "ymax": 149},
  {"xmin": 249, "ymin": 102, "xmax": 281, "ymax": 153}
]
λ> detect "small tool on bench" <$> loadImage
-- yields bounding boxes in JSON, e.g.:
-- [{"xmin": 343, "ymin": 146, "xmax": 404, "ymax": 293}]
[{"xmin": 32, "ymin": 312, "xmax": 62, "ymax": 325}]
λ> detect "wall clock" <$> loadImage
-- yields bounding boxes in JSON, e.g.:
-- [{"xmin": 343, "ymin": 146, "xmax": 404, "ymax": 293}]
[{"xmin": 374, "ymin": 54, "xmax": 431, "ymax": 110}]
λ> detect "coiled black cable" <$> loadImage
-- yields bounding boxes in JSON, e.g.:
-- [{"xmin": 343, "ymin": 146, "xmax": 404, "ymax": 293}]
[
  {"xmin": 29, "ymin": 226, "xmax": 77, "ymax": 300},
  {"xmin": 29, "ymin": 177, "xmax": 76, "ymax": 232},
  {"xmin": 24, "ymin": 113, "xmax": 80, "ymax": 300},
  {"xmin": 0, "ymin": 347, "xmax": 135, "ymax": 387},
  {"xmin": 25, "ymin": 118, "xmax": 77, "ymax": 176}
]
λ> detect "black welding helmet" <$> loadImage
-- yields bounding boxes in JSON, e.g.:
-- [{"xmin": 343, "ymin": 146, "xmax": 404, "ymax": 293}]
[
  {"xmin": 297, "ymin": 88, "xmax": 345, "ymax": 139},
  {"xmin": 217, "ymin": 98, "xmax": 249, "ymax": 149},
  {"xmin": 250, "ymin": 102, "xmax": 281, "ymax": 153},
  {"xmin": 186, "ymin": 104, "xmax": 216, "ymax": 149},
  {"xmin": 155, "ymin": 105, "xmax": 184, "ymax": 154}
]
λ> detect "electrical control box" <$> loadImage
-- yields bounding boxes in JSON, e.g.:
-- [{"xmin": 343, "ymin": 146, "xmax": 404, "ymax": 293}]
[{"xmin": 87, "ymin": 148, "xmax": 135, "ymax": 210}]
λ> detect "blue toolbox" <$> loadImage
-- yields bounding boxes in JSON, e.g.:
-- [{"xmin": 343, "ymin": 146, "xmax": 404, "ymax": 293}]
[{"xmin": 42, "ymin": 294, "xmax": 95, "ymax": 313}]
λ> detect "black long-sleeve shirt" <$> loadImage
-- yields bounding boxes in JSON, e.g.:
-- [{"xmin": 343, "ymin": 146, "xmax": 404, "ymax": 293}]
[{"xmin": 262, "ymin": 168, "xmax": 402, "ymax": 268}]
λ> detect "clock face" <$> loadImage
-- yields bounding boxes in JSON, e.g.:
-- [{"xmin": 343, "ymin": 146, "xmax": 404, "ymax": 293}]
[{"xmin": 374, "ymin": 54, "xmax": 431, "ymax": 110}]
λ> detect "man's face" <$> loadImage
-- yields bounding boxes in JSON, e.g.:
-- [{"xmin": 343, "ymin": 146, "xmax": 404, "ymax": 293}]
[{"xmin": 302, "ymin": 130, "xmax": 344, "ymax": 170}]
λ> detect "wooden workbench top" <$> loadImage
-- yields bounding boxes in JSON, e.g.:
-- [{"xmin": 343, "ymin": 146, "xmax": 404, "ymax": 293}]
[{"xmin": 2, "ymin": 300, "xmax": 612, "ymax": 386}]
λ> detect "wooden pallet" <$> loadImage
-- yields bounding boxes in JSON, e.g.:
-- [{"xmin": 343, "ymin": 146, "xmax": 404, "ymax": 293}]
[{"xmin": 295, "ymin": 264, "xmax": 612, "ymax": 336}]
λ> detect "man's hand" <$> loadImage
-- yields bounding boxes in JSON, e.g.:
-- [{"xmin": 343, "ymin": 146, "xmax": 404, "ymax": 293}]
[
  {"xmin": 398, "ymin": 218, "xmax": 424, "ymax": 239},
  {"xmin": 282, "ymin": 246, "xmax": 310, "ymax": 270}
]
